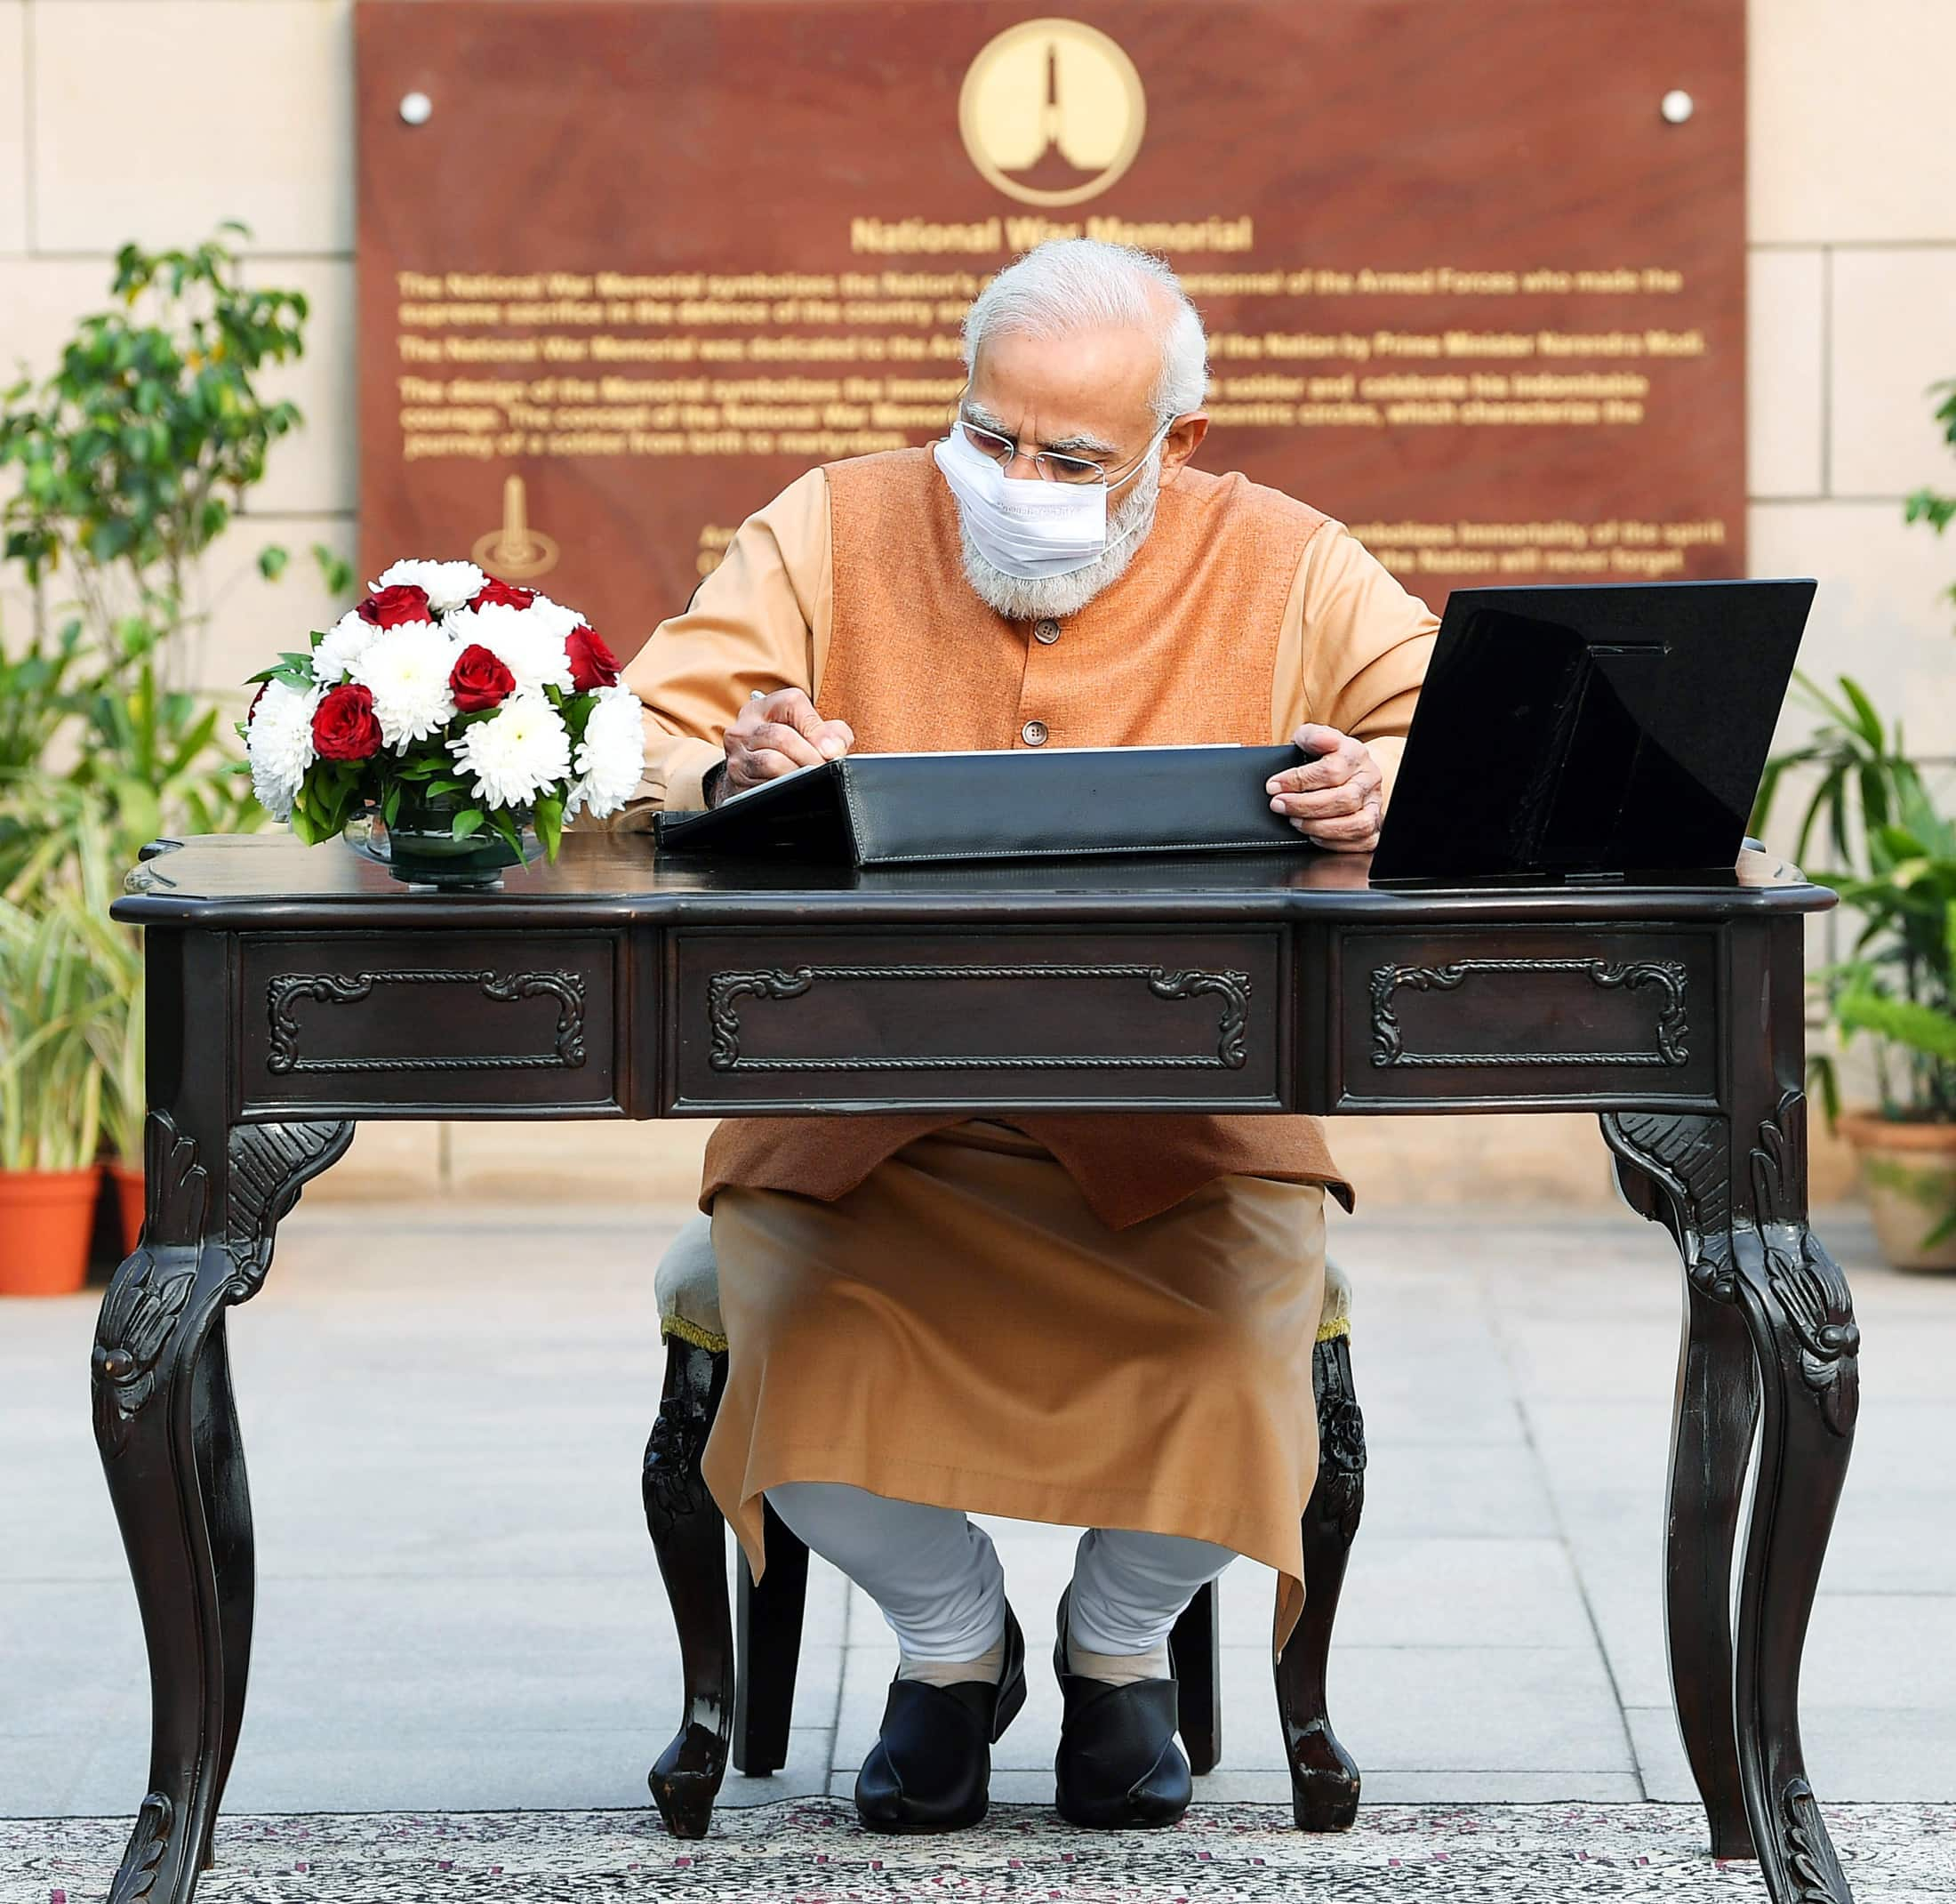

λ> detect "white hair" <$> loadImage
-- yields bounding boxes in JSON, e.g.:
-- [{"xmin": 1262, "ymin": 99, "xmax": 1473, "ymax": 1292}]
[{"xmin": 960, "ymin": 239, "xmax": 1208, "ymax": 423}]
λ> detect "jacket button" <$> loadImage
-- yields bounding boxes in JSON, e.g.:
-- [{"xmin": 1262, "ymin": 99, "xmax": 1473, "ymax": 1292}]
[
  {"xmin": 1033, "ymin": 617, "xmax": 1061, "ymax": 645},
  {"xmin": 1022, "ymin": 719, "xmax": 1049, "ymax": 746}
]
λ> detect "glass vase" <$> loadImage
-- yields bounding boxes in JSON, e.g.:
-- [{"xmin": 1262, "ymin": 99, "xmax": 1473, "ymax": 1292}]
[{"xmin": 376, "ymin": 791, "xmax": 539, "ymax": 889}]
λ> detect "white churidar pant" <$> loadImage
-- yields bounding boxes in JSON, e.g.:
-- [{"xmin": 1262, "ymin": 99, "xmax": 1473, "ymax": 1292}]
[{"xmin": 767, "ymin": 1480, "xmax": 1237, "ymax": 1662}]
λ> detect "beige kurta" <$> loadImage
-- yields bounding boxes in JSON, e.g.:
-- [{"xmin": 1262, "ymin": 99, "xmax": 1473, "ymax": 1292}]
[{"xmin": 623, "ymin": 454, "xmax": 1435, "ymax": 1658}]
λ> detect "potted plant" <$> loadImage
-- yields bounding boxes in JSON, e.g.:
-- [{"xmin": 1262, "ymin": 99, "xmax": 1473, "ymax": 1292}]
[
  {"xmin": 0, "ymin": 880, "xmax": 112, "ymax": 1295},
  {"xmin": 60, "ymin": 809, "xmax": 148, "ymax": 1249},
  {"xmin": 0, "ymin": 224, "xmax": 328, "ymax": 675},
  {"xmin": 1756, "ymin": 675, "xmax": 1956, "ymax": 1268},
  {"xmin": 1, "ymin": 231, "xmax": 346, "ymax": 1261}
]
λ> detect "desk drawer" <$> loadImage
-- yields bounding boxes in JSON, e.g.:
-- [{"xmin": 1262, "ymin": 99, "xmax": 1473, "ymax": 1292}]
[
  {"xmin": 239, "ymin": 932, "xmax": 621, "ymax": 1115},
  {"xmin": 669, "ymin": 928, "xmax": 1283, "ymax": 1113},
  {"xmin": 1336, "ymin": 928, "xmax": 1718, "ymax": 1110}
]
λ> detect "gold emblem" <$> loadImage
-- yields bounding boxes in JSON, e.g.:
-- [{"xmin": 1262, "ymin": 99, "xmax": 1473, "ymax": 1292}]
[
  {"xmin": 471, "ymin": 473, "xmax": 559, "ymax": 581},
  {"xmin": 958, "ymin": 19, "xmax": 1145, "ymax": 207}
]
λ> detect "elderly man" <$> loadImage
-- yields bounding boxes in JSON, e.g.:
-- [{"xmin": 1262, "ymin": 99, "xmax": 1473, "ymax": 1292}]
[{"xmin": 623, "ymin": 239, "xmax": 1435, "ymax": 1835}]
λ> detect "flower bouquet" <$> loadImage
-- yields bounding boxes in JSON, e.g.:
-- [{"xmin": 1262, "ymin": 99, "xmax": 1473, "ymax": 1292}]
[{"xmin": 244, "ymin": 560, "xmax": 645, "ymax": 887}]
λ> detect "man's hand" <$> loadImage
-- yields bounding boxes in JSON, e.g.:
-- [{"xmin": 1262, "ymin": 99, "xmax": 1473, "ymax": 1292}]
[
  {"xmin": 720, "ymin": 687, "xmax": 854, "ymax": 800},
  {"xmin": 1265, "ymin": 723, "xmax": 1383, "ymax": 852}
]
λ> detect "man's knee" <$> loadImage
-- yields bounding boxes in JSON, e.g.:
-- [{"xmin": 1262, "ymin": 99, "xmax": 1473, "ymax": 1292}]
[
  {"xmin": 1069, "ymin": 1526, "xmax": 1238, "ymax": 1656},
  {"xmin": 766, "ymin": 1482, "xmax": 1005, "ymax": 1663}
]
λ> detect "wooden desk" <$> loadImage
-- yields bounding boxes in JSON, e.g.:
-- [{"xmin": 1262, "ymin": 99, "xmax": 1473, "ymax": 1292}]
[{"xmin": 97, "ymin": 833, "xmax": 1854, "ymax": 1904}]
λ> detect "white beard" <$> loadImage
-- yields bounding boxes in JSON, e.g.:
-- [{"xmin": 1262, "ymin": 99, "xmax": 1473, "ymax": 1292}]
[{"xmin": 956, "ymin": 454, "xmax": 1162, "ymax": 623}]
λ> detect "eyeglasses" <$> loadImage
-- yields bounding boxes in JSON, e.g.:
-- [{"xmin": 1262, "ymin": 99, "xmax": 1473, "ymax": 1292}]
[{"xmin": 957, "ymin": 414, "xmax": 1174, "ymax": 487}]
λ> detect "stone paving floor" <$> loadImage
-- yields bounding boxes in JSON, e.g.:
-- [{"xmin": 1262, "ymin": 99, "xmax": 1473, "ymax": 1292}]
[{"xmin": 2, "ymin": 1194, "xmax": 1952, "ymax": 1821}]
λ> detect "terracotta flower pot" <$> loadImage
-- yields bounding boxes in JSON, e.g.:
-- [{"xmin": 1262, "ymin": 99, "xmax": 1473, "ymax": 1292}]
[
  {"xmin": 109, "ymin": 1162, "xmax": 146, "ymax": 1254},
  {"xmin": 1839, "ymin": 1113, "xmax": 1956, "ymax": 1272},
  {"xmin": 0, "ymin": 1167, "xmax": 102, "ymax": 1297}
]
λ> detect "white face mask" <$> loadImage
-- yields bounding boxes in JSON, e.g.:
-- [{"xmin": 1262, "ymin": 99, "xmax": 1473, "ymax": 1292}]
[{"xmin": 932, "ymin": 420, "xmax": 1168, "ymax": 581}]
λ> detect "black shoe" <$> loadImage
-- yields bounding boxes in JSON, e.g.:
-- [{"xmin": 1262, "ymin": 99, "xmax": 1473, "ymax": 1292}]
[
  {"xmin": 854, "ymin": 1601, "xmax": 1027, "ymax": 1833},
  {"xmin": 1053, "ymin": 1586, "xmax": 1191, "ymax": 1829}
]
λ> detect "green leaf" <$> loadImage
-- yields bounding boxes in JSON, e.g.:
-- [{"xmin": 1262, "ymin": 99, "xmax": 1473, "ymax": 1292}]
[
  {"xmin": 1836, "ymin": 989, "xmax": 1956, "ymax": 1064},
  {"xmin": 534, "ymin": 793, "xmax": 563, "ymax": 861},
  {"xmin": 311, "ymin": 542, "xmax": 357, "ymax": 597},
  {"xmin": 256, "ymin": 543, "xmax": 291, "ymax": 581},
  {"xmin": 450, "ymin": 808, "xmax": 485, "ymax": 841}
]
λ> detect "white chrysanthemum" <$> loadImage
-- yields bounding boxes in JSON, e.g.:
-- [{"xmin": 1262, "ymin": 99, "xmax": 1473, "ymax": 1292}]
[
  {"xmin": 567, "ymin": 686, "xmax": 647, "ymax": 819},
  {"xmin": 245, "ymin": 679, "xmax": 321, "ymax": 822},
  {"xmin": 311, "ymin": 609, "xmax": 378, "ymax": 686},
  {"xmin": 441, "ymin": 601, "xmax": 574, "ymax": 695},
  {"xmin": 521, "ymin": 591, "xmax": 589, "ymax": 641},
  {"xmin": 349, "ymin": 622, "xmax": 459, "ymax": 748},
  {"xmin": 369, "ymin": 558, "xmax": 485, "ymax": 615},
  {"xmin": 449, "ymin": 692, "xmax": 572, "ymax": 809}
]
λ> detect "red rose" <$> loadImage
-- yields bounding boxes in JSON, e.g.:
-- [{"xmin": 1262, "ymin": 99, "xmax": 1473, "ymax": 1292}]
[
  {"xmin": 311, "ymin": 683, "xmax": 383, "ymax": 761},
  {"xmin": 467, "ymin": 577, "xmax": 535, "ymax": 611},
  {"xmin": 247, "ymin": 682, "xmax": 268, "ymax": 724},
  {"xmin": 355, "ymin": 583, "xmax": 433, "ymax": 628},
  {"xmin": 449, "ymin": 642, "xmax": 517, "ymax": 712},
  {"xmin": 565, "ymin": 623, "xmax": 621, "ymax": 693}
]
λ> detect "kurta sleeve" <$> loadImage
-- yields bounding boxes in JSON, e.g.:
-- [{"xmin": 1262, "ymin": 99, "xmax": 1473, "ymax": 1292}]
[
  {"xmin": 1271, "ymin": 521, "xmax": 1439, "ymax": 811},
  {"xmin": 618, "ymin": 467, "xmax": 832, "ymax": 813}
]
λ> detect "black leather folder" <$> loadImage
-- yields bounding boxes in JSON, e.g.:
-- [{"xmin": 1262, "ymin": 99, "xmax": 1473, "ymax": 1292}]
[{"xmin": 653, "ymin": 743, "xmax": 1312, "ymax": 865}]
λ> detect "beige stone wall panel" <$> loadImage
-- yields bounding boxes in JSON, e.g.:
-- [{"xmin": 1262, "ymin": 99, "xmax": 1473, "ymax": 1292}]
[
  {"xmin": 0, "ymin": 3, "xmax": 27, "ymax": 255},
  {"xmin": 0, "ymin": 253, "xmax": 120, "ymax": 380},
  {"xmin": 0, "ymin": 253, "xmax": 113, "ymax": 536},
  {"xmin": 244, "ymin": 254, "xmax": 357, "ymax": 516},
  {"xmin": 1747, "ymin": 247, "xmax": 1825, "ymax": 497},
  {"xmin": 1327, "ymin": 1107, "xmax": 1857, "ymax": 1209},
  {"xmin": 1749, "ymin": 0, "xmax": 1956, "ymax": 244},
  {"xmin": 303, "ymin": 1118, "xmax": 444, "ymax": 1201},
  {"xmin": 1829, "ymin": 246, "xmax": 1956, "ymax": 499},
  {"xmin": 31, "ymin": 0, "xmax": 354, "ymax": 253},
  {"xmin": 195, "ymin": 510, "xmax": 357, "ymax": 703},
  {"xmin": 1751, "ymin": 498, "xmax": 1956, "ymax": 754},
  {"xmin": 445, "ymin": 1120, "xmax": 713, "ymax": 1205}
]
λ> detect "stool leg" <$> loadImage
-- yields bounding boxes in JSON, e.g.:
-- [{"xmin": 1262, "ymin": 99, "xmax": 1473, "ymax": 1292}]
[
  {"xmin": 1278, "ymin": 1332, "xmax": 1367, "ymax": 1831},
  {"xmin": 734, "ymin": 1497, "xmax": 810, "ymax": 1774},
  {"xmin": 643, "ymin": 1337, "xmax": 733, "ymax": 1838},
  {"xmin": 1168, "ymin": 1579, "xmax": 1222, "ymax": 1774}
]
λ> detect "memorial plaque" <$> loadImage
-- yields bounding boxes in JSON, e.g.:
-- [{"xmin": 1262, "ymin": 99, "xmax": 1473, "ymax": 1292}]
[{"xmin": 355, "ymin": 0, "xmax": 1744, "ymax": 658}]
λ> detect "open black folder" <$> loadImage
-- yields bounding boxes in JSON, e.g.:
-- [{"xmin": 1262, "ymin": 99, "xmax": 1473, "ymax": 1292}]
[{"xmin": 653, "ymin": 743, "xmax": 1312, "ymax": 866}]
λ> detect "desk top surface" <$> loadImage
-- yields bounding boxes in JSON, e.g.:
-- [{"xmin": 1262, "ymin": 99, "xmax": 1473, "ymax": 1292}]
[{"xmin": 113, "ymin": 830, "xmax": 1836, "ymax": 931}]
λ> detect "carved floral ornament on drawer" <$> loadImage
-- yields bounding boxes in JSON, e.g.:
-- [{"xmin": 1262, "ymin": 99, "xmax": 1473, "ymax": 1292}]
[
  {"xmin": 1369, "ymin": 957, "xmax": 1690, "ymax": 1069},
  {"xmin": 265, "ymin": 968, "xmax": 587, "ymax": 1073},
  {"xmin": 706, "ymin": 963, "xmax": 1253, "ymax": 1073}
]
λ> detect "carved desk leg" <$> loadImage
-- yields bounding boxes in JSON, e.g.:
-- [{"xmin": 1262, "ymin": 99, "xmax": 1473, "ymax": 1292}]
[
  {"xmin": 1604, "ymin": 1108, "xmax": 1758, "ymax": 1859},
  {"xmin": 643, "ymin": 1336, "xmax": 734, "ymax": 1838},
  {"xmin": 1605, "ymin": 1094, "xmax": 1858, "ymax": 1904},
  {"xmin": 1732, "ymin": 1095, "xmax": 1858, "ymax": 1904},
  {"xmin": 92, "ymin": 1112, "xmax": 353, "ymax": 1904}
]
